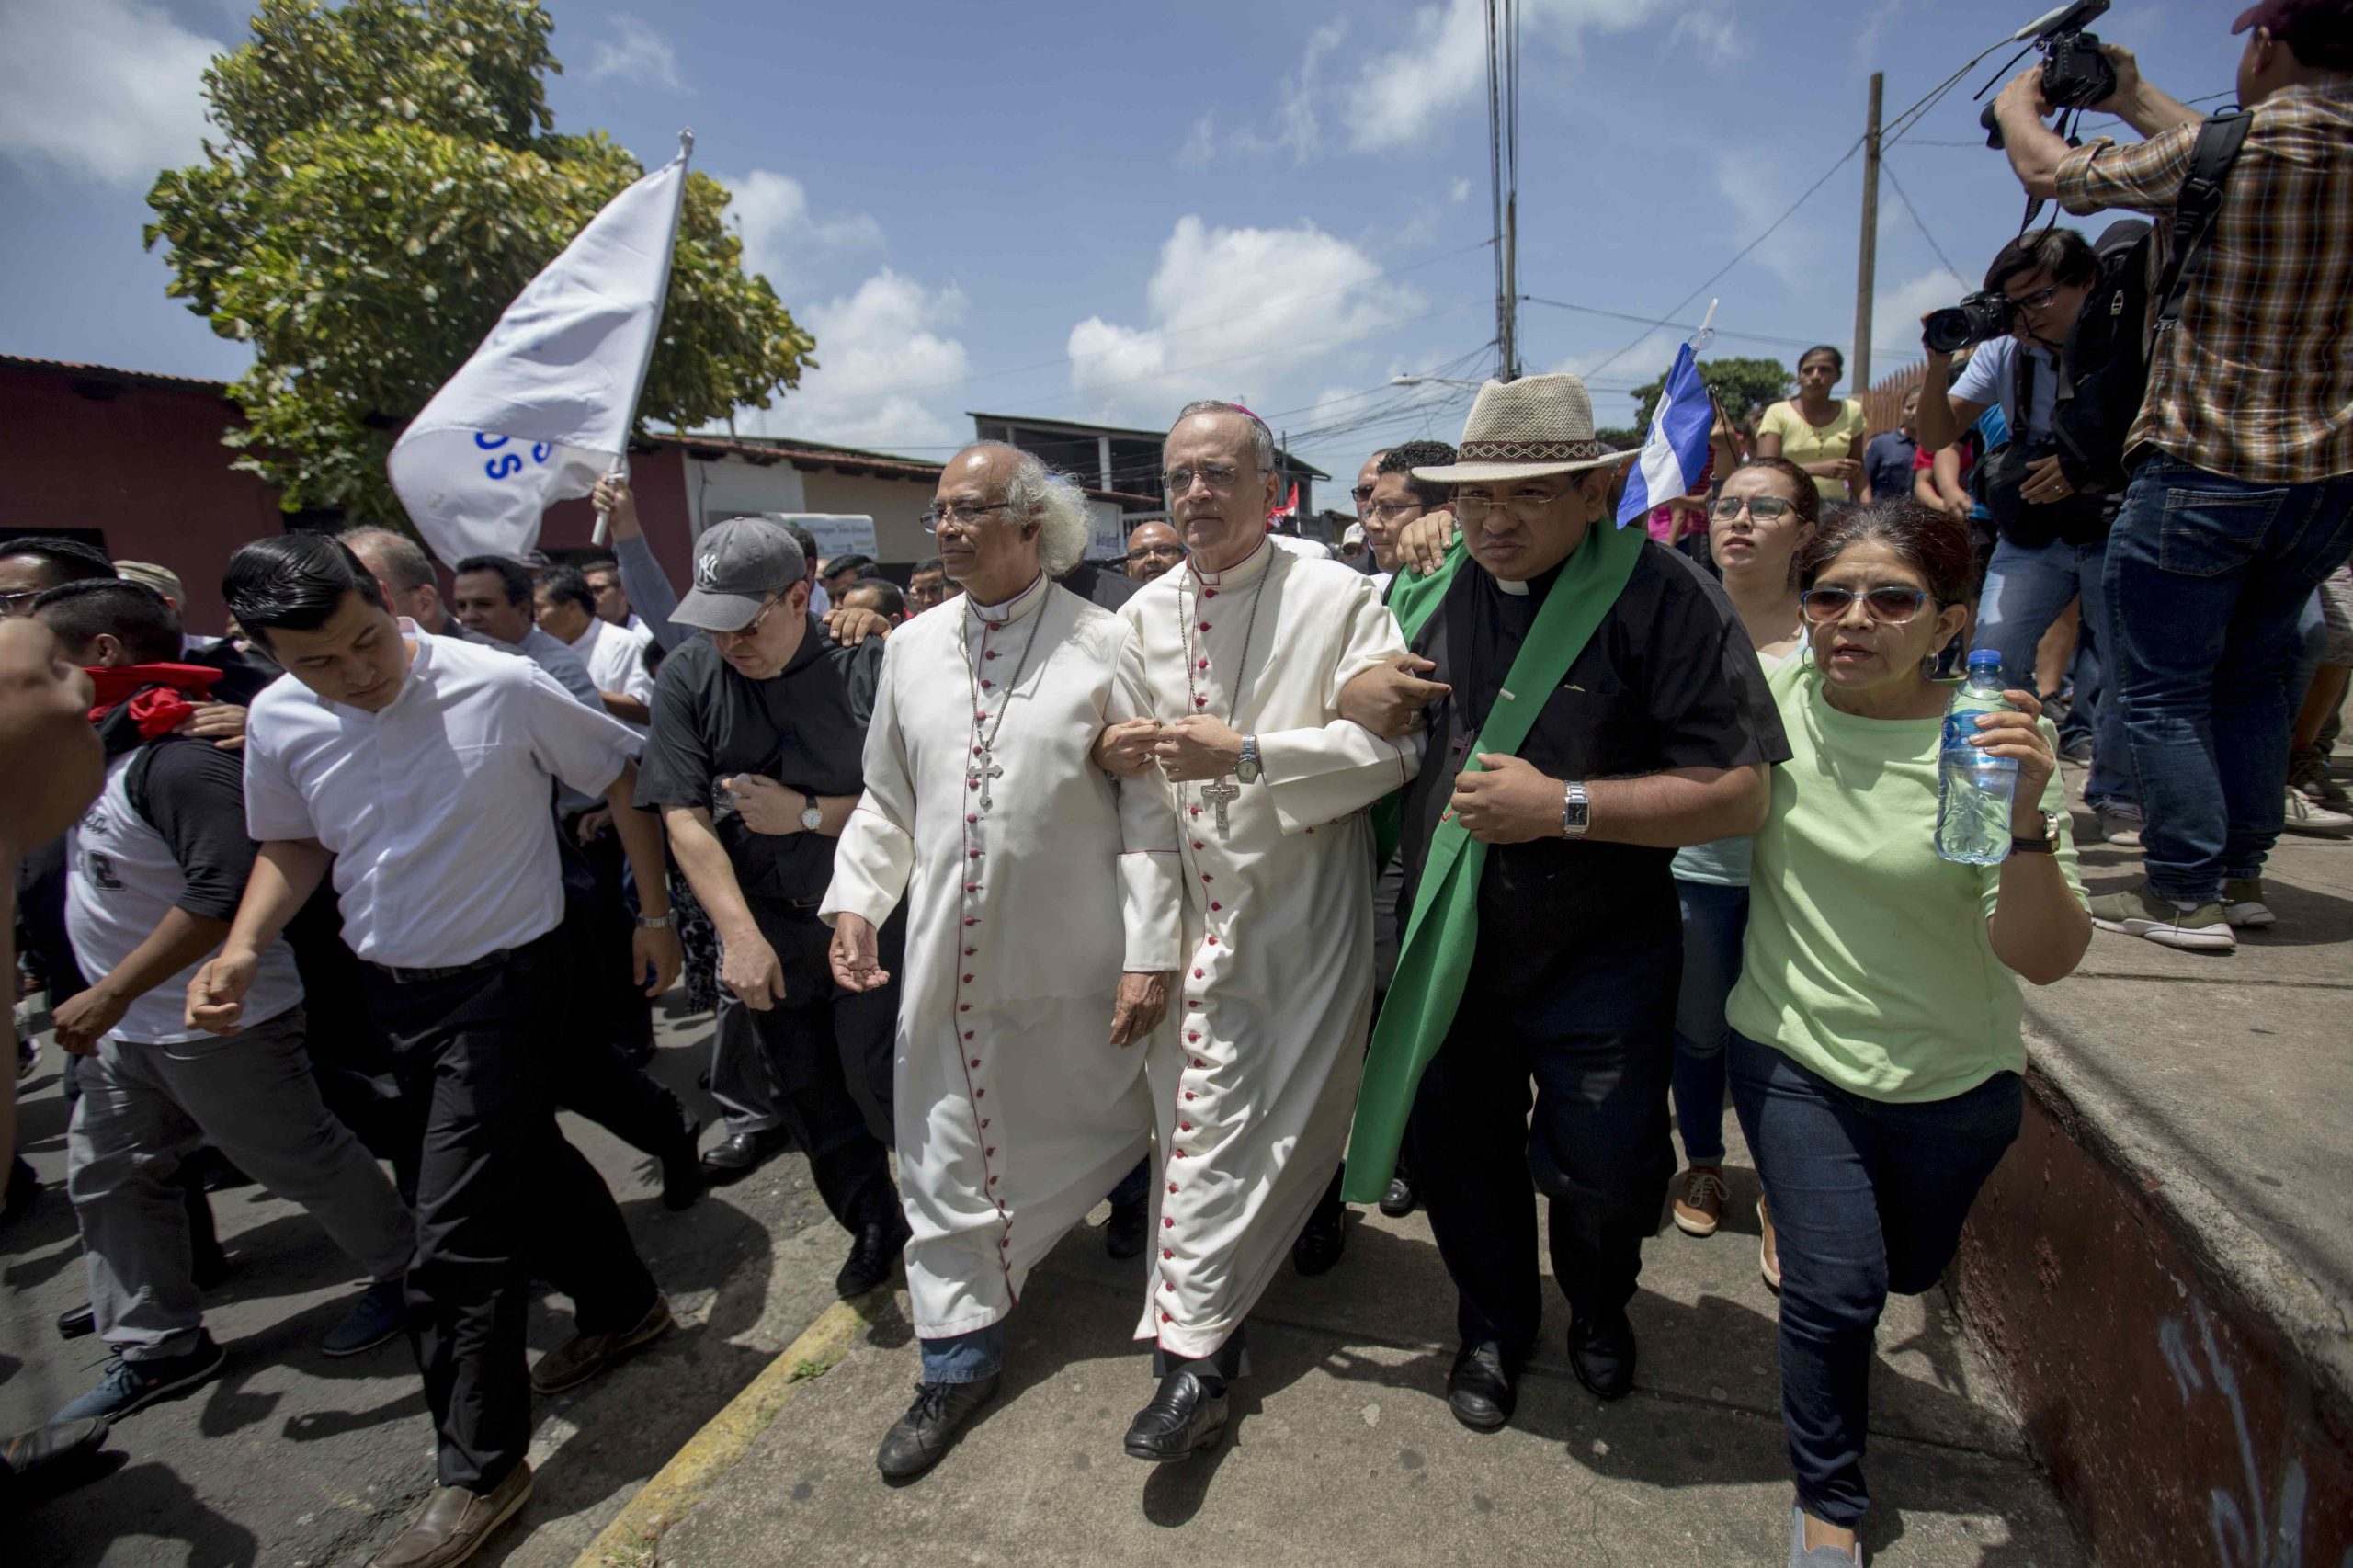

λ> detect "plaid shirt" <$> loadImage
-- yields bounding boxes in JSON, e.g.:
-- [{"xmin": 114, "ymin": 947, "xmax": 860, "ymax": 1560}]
[{"xmin": 2056, "ymin": 82, "xmax": 2353, "ymax": 484}]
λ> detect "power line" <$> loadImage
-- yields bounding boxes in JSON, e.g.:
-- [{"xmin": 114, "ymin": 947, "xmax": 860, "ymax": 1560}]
[
  {"xmin": 1517, "ymin": 297, "xmax": 1825, "ymax": 352},
  {"xmin": 1880, "ymin": 157, "xmax": 1961, "ymax": 278}
]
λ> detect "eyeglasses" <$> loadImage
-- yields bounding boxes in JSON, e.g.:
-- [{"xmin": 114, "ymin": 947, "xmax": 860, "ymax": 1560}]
[
  {"xmin": 1799, "ymin": 584, "xmax": 1936, "ymax": 625},
  {"xmin": 1452, "ymin": 484, "xmax": 1573, "ymax": 526},
  {"xmin": 0, "ymin": 588, "xmax": 41, "ymax": 619},
  {"xmin": 711, "ymin": 594, "xmax": 786, "ymax": 642},
  {"xmin": 2004, "ymin": 282, "xmax": 2062, "ymax": 314},
  {"xmin": 1125, "ymin": 543, "xmax": 1185, "ymax": 564},
  {"xmin": 1350, "ymin": 484, "xmax": 1378, "ymax": 505},
  {"xmin": 921, "ymin": 500, "xmax": 1011, "ymax": 533},
  {"xmin": 1710, "ymin": 494, "xmax": 1797, "ymax": 522},
  {"xmin": 1164, "ymin": 462, "xmax": 1241, "ymax": 496},
  {"xmin": 1364, "ymin": 500, "xmax": 1426, "ymax": 524}
]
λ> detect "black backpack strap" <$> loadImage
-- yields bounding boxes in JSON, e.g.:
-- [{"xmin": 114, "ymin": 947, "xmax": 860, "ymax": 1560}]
[{"xmin": 2153, "ymin": 108, "xmax": 2252, "ymax": 335}]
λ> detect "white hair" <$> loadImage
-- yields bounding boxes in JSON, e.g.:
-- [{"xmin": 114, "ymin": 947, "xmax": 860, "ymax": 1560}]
[
  {"xmin": 969, "ymin": 441, "xmax": 1092, "ymax": 575},
  {"xmin": 1174, "ymin": 399, "xmax": 1277, "ymax": 470}
]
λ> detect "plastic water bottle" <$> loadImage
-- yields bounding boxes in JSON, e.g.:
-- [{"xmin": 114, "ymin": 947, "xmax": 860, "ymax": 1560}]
[{"xmin": 1937, "ymin": 650, "xmax": 2019, "ymax": 865}]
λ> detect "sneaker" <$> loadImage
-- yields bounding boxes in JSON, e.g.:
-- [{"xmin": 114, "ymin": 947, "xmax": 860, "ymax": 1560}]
[
  {"xmin": 322, "ymin": 1278, "xmax": 408, "ymax": 1358},
  {"xmin": 1758, "ymin": 1198, "xmax": 1781, "ymax": 1294},
  {"xmin": 1790, "ymin": 1506, "xmax": 1865, "ymax": 1566},
  {"xmin": 2093, "ymin": 802, "xmax": 2144, "ymax": 847},
  {"xmin": 2289, "ymin": 748, "xmax": 2349, "ymax": 806},
  {"xmin": 53, "ymin": 1331, "xmax": 225, "ymax": 1422},
  {"xmin": 2283, "ymin": 789, "xmax": 2353, "ymax": 837},
  {"xmin": 1670, "ymin": 1166, "xmax": 1728, "ymax": 1237},
  {"xmin": 2088, "ymin": 883, "xmax": 2236, "ymax": 952},
  {"xmin": 2222, "ymin": 878, "xmax": 2276, "ymax": 928}
]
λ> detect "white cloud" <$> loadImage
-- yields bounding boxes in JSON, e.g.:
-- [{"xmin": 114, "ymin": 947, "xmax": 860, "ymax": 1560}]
[
  {"xmin": 1870, "ymin": 267, "xmax": 1967, "ymax": 378},
  {"xmin": 754, "ymin": 269, "xmax": 971, "ymax": 452},
  {"xmin": 1449, "ymin": 177, "xmax": 1472, "ymax": 203},
  {"xmin": 721, "ymin": 169, "xmax": 884, "ymax": 293},
  {"xmin": 1182, "ymin": 20, "xmax": 1347, "ymax": 167},
  {"xmin": 1710, "ymin": 150, "xmax": 1823, "ymax": 289},
  {"xmin": 0, "ymin": 0, "xmax": 220, "ymax": 187},
  {"xmin": 1064, "ymin": 215, "xmax": 1422, "ymax": 424},
  {"xmin": 578, "ymin": 15, "xmax": 683, "ymax": 91}
]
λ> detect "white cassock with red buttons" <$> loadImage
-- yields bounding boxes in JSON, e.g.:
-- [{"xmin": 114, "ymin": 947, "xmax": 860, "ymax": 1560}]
[
  {"xmin": 1119, "ymin": 537, "xmax": 1422, "ymax": 1362},
  {"xmin": 823, "ymin": 575, "xmax": 1183, "ymax": 1340}
]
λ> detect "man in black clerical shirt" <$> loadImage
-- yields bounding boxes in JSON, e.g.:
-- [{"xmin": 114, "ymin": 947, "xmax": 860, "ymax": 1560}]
[
  {"xmin": 1368, "ymin": 374, "xmax": 1787, "ymax": 1430},
  {"xmin": 636, "ymin": 518, "xmax": 908, "ymax": 1298}
]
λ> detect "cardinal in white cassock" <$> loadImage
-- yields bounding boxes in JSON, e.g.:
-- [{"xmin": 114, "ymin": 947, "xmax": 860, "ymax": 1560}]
[{"xmin": 824, "ymin": 442, "xmax": 1183, "ymax": 1481}]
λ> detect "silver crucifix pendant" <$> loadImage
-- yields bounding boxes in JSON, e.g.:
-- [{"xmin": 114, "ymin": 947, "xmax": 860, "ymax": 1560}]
[
  {"xmin": 1199, "ymin": 776, "xmax": 1240, "ymax": 833},
  {"xmin": 972, "ymin": 759, "xmax": 1006, "ymax": 812}
]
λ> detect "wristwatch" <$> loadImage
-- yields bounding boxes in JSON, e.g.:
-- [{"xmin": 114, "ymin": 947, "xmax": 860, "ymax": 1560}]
[
  {"xmin": 1237, "ymin": 735, "xmax": 1262, "ymax": 784},
  {"xmin": 800, "ymin": 801, "xmax": 824, "ymax": 833},
  {"xmin": 2011, "ymin": 809, "xmax": 2061, "ymax": 855},
  {"xmin": 634, "ymin": 911, "xmax": 676, "ymax": 930},
  {"xmin": 1561, "ymin": 780, "xmax": 1591, "ymax": 840}
]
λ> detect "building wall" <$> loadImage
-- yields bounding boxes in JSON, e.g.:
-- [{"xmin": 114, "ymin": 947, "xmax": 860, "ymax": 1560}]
[
  {"xmin": 0, "ymin": 366, "xmax": 288, "ymax": 633},
  {"xmin": 796, "ymin": 468, "xmax": 938, "ymax": 566}
]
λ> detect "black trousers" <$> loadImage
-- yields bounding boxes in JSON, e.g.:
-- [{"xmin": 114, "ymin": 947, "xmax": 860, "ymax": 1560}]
[
  {"xmin": 560, "ymin": 810, "xmax": 654, "ymax": 1055},
  {"xmin": 727, "ymin": 899, "xmax": 900, "ymax": 1233},
  {"xmin": 1412, "ymin": 917, "xmax": 1679, "ymax": 1358},
  {"xmin": 362, "ymin": 930, "xmax": 659, "ymax": 1493}
]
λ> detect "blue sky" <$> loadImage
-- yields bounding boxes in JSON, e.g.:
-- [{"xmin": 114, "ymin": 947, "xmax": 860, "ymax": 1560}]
[{"xmin": 0, "ymin": 0, "xmax": 2242, "ymax": 481}]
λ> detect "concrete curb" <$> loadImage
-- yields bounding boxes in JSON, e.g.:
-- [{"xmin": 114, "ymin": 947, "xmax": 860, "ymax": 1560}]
[{"xmin": 570, "ymin": 1294, "xmax": 881, "ymax": 1568}]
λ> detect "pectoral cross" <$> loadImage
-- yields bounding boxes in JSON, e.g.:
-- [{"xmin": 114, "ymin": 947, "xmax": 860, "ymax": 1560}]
[
  {"xmin": 1199, "ymin": 776, "xmax": 1240, "ymax": 834},
  {"xmin": 971, "ymin": 759, "xmax": 1006, "ymax": 812}
]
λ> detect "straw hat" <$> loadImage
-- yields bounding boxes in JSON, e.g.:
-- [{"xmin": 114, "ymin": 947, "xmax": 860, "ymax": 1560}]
[{"xmin": 1411, "ymin": 373, "xmax": 1640, "ymax": 485}]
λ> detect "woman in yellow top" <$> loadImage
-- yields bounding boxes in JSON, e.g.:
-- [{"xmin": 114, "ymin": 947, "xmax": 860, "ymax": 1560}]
[{"xmin": 1756, "ymin": 346, "xmax": 1868, "ymax": 506}]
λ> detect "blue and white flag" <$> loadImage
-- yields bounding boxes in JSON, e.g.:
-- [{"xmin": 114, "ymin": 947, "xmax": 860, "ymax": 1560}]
[
  {"xmin": 1615, "ymin": 307, "xmax": 1719, "ymax": 529},
  {"xmin": 390, "ymin": 131, "xmax": 693, "ymax": 565}
]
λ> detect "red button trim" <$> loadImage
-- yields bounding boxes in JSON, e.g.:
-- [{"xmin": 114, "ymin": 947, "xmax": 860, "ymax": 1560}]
[
  {"xmin": 1206, "ymin": 937, "xmax": 1217, "ymax": 946},
  {"xmin": 1163, "ymin": 1248, "xmax": 1173, "ymax": 1259},
  {"xmin": 986, "ymin": 1147, "xmax": 995, "ymax": 1156},
  {"xmin": 1197, "ymin": 659, "xmax": 1209, "ymax": 670},
  {"xmin": 965, "ymin": 813, "xmax": 978, "ymax": 824},
  {"xmin": 1179, "ymin": 1122, "xmax": 1192, "ymax": 1131},
  {"xmin": 960, "ymin": 1005, "xmax": 971, "ymax": 1013},
  {"xmin": 1192, "ymin": 968, "xmax": 1204, "ymax": 978},
  {"xmin": 1194, "ymin": 696, "xmax": 1208, "ymax": 707},
  {"xmin": 1184, "ymin": 1091, "xmax": 1196, "ymax": 1101},
  {"xmin": 969, "ymin": 1057, "xmax": 980, "ymax": 1067},
  {"xmin": 975, "ymin": 1088, "xmax": 986, "ymax": 1098},
  {"xmin": 1205, "ymin": 589, "xmax": 1219, "ymax": 598},
  {"xmin": 1187, "ymin": 1031, "xmax": 1199, "ymax": 1041},
  {"xmin": 1211, "ymin": 901, "xmax": 1222, "ymax": 911},
  {"xmin": 962, "ymin": 1030, "xmax": 973, "ymax": 1040},
  {"xmin": 980, "ymin": 1119, "xmax": 990, "ymax": 1128},
  {"xmin": 1166, "ymin": 1188, "xmax": 1176, "ymax": 1199},
  {"xmin": 982, "ymin": 680, "xmax": 995, "ymax": 690},
  {"xmin": 1199, "ymin": 622, "xmax": 1211, "ymax": 631}
]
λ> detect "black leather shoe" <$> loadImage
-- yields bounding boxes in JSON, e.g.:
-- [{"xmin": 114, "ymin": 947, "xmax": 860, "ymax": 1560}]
[
  {"xmin": 1122, "ymin": 1369, "xmax": 1229, "ymax": 1462},
  {"xmin": 1568, "ymin": 1312, "xmax": 1638, "ymax": 1402},
  {"xmin": 835, "ymin": 1215, "xmax": 910, "ymax": 1299},
  {"xmin": 56, "ymin": 1301, "xmax": 97, "ymax": 1340},
  {"xmin": 1290, "ymin": 1205, "xmax": 1347, "ymax": 1277},
  {"xmin": 698, "ymin": 1127, "xmax": 786, "ymax": 1186},
  {"xmin": 1378, "ymin": 1173, "xmax": 1417, "ymax": 1219},
  {"xmin": 1104, "ymin": 1194, "xmax": 1147, "ymax": 1260},
  {"xmin": 876, "ymin": 1375, "xmax": 1000, "ymax": 1480},
  {"xmin": 660, "ymin": 1119, "xmax": 703, "ymax": 1211},
  {"xmin": 1445, "ymin": 1341, "xmax": 1518, "ymax": 1432}
]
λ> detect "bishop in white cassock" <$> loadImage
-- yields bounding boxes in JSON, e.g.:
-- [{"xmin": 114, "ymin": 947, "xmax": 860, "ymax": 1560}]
[
  {"xmin": 1097, "ymin": 402, "xmax": 1423, "ymax": 1463},
  {"xmin": 822, "ymin": 444, "xmax": 1183, "ymax": 1482}
]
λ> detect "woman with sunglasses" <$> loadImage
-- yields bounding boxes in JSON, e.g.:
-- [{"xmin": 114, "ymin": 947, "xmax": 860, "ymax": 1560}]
[
  {"xmin": 1723, "ymin": 499, "xmax": 2089, "ymax": 1566},
  {"xmin": 1666, "ymin": 459, "xmax": 1816, "ymax": 1244},
  {"xmin": 1756, "ymin": 347, "xmax": 1868, "ymax": 507}
]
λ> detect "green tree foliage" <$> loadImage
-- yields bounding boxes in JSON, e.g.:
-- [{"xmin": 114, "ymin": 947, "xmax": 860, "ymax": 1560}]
[
  {"xmin": 1622, "ymin": 356, "xmax": 1794, "ymax": 432},
  {"xmin": 146, "ymin": 0, "xmax": 815, "ymax": 523}
]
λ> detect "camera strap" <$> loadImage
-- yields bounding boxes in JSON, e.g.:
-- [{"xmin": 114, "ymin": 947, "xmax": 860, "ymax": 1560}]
[{"xmin": 2152, "ymin": 108, "xmax": 2251, "ymax": 336}]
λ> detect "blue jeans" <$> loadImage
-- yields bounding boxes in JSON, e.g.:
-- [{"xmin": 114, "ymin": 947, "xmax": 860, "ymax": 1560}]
[
  {"xmin": 919, "ymin": 1321, "xmax": 1006, "ymax": 1385},
  {"xmin": 1972, "ymin": 535, "xmax": 2135, "ymax": 808},
  {"xmin": 1669, "ymin": 881, "xmax": 1747, "ymax": 1166},
  {"xmin": 2103, "ymin": 457, "xmax": 2353, "ymax": 902},
  {"xmin": 1728, "ymin": 1034, "xmax": 2021, "ymax": 1529}
]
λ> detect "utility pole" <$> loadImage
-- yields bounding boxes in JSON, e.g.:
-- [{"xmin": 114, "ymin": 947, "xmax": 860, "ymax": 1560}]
[
  {"xmin": 1851, "ymin": 71, "xmax": 1884, "ymax": 400},
  {"xmin": 1500, "ymin": 193, "xmax": 1519, "ymax": 381}
]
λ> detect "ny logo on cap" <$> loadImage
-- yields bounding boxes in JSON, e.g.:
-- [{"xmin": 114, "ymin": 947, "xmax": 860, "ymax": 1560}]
[{"xmin": 693, "ymin": 551, "xmax": 723, "ymax": 592}]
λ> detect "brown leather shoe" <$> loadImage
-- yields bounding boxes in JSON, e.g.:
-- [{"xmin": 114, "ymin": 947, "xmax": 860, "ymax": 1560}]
[
  {"xmin": 367, "ymin": 1462, "xmax": 532, "ymax": 1568},
  {"xmin": 529, "ymin": 1296, "xmax": 673, "ymax": 1394}
]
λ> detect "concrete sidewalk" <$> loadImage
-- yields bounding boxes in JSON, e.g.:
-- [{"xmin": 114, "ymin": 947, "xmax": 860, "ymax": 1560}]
[{"xmin": 641, "ymin": 1108, "xmax": 2083, "ymax": 1568}]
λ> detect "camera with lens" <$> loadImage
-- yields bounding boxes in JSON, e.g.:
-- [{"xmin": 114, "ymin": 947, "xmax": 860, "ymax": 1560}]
[
  {"xmin": 1979, "ymin": 0, "xmax": 2121, "ymax": 148},
  {"xmin": 1922, "ymin": 291, "xmax": 2018, "ymax": 355}
]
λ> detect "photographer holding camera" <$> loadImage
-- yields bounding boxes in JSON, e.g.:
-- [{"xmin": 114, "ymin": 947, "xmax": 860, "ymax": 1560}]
[
  {"xmin": 1915, "ymin": 226, "xmax": 2143, "ymax": 847},
  {"xmin": 1991, "ymin": 0, "xmax": 2353, "ymax": 952}
]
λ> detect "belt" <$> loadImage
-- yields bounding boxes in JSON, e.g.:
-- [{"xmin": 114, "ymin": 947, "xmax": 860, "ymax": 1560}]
[{"xmin": 370, "ymin": 948, "xmax": 513, "ymax": 985}]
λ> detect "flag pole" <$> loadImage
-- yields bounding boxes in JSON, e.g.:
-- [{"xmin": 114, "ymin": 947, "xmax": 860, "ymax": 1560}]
[{"xmin": 593, "ymin": 129, "xmax": 692, "ymax": 549}]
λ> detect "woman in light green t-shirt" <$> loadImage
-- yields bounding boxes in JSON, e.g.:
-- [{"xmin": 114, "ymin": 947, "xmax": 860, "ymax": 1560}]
[
  {"xmin": 1722, "ymin": 499, "xmax": 2089, "ymax": 1566},
  {"xmin": 1756, "ymin": 345, "xmax": 1868, "ymax": 506}
]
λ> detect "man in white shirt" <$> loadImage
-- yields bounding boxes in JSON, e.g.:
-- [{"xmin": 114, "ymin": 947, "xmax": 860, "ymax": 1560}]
[
  {"xmin": 535, "ymin": 566, "xmax": 655, "ymax": 732},
  {"xmin": 189, "ymin": 535, "xmax": 683, "ymax": 1568},
  {"xmin": 451, "ymin": 555, "xmax": 599, "ymax": 706},
  {"xmin": 340, "ymin": 528, "xmax": 493, "ymax": 647}
]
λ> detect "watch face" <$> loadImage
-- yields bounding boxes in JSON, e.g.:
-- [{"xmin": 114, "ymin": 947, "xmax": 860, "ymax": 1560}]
[
  {"xmin": 801, "ymin": 805, "xmax": 824, "ymax": 830},
  {"xmin": 1565, "ymin": 801, "xmax": 1590, "ymax": 827}
]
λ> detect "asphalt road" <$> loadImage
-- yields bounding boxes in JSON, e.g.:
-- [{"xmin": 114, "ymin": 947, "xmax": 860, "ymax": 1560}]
[{"xmin": 2, "ymin": 990, "xmax": 854, "ymax": 1567}]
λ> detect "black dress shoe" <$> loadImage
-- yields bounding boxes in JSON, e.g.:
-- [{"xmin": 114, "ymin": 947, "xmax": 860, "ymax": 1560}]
[
  {"xmin": 57, "ymin": 1301, "xmax": 96, "ymax": 1340},
  {"xmin": 1568, "ymin": 1312, "xmax": 1638, "ymax": 1402},
  {"xmin": 1378, "ymin": 1173, "xmax": 1417, "ymax": 1219},
  {"xmin": 1122, "ymin": 1369, "xmax": 1229, "ymax": 1462},
  {"xmin": 698, "ymin": 1128, "xmax": 786, "ymax": 1186},
  {"xmin": 835, "ymin": 1215, "xmax": 910, "ymax": 1298},
  {"xmin": 660, "ymin": 1119, "xmax": 704, "ymax": 1211},
  {"xmin": 1104, "ymin": 1194, "xmax": 1147, "ymax": 1260},
  {"xmin": 1445, "ymin": 1341, "xmax": 1518, "ymax": 1432},
  {"xmin": 1290, "ymin": 1205, "xmax": 1347, "ymax": 1277},
  {"xmin": 876, "ymin": 1375, "xmax": 1000, "ymax": 1479}
]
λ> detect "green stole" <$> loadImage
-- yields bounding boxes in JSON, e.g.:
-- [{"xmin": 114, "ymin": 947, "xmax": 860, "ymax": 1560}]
[{"xmin": 1342, "ymin": 519, "xmax": 1645, "ymax": 1203}]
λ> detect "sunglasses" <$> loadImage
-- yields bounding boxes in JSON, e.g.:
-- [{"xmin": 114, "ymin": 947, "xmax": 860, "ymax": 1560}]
[
  {"xmin": 1710, "ymin": 495, "xmax": 1796, "ymax": 522},
  {"xmin": 1800, "ymin": 584, "xmax": 1935, "ymax": 625}
]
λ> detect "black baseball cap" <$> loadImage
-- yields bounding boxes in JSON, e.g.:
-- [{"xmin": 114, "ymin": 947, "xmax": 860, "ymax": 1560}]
[{"xmin": 2234, "ymin": 0, "xmax": 2353, "ymax": 68}]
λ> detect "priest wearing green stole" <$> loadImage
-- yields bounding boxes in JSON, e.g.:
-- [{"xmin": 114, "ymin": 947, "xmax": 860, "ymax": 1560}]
[{"xmin": 1343, "ymin": 373, "xmax": 1788, "ymax": 1430}]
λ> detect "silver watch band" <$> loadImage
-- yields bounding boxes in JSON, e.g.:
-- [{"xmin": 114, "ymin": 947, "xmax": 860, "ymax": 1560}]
[{"xmin": 1561, "ymin": 780, "xmax": 1591, "ymax": 839}]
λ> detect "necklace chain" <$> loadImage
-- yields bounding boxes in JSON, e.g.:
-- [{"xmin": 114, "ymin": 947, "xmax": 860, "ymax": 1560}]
[
  {"xmin": 1177, "ymin": 552, "xmax": 1269, "ymax": 733},
  {"xmin": 961, "ymin": 584, "xmax": 1049, "ymax": 763}
]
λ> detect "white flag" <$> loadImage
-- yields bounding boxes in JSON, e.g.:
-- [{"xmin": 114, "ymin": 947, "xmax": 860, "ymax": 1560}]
[{"xmin": 389, "ymin": 131, "xmax": 692, "ymax": 565}]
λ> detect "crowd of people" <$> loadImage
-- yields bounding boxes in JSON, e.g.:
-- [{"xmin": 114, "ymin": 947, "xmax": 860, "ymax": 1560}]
[{"xmin": 2, "ymin": 10, "xmax": 2348, "ymax": 1568}]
